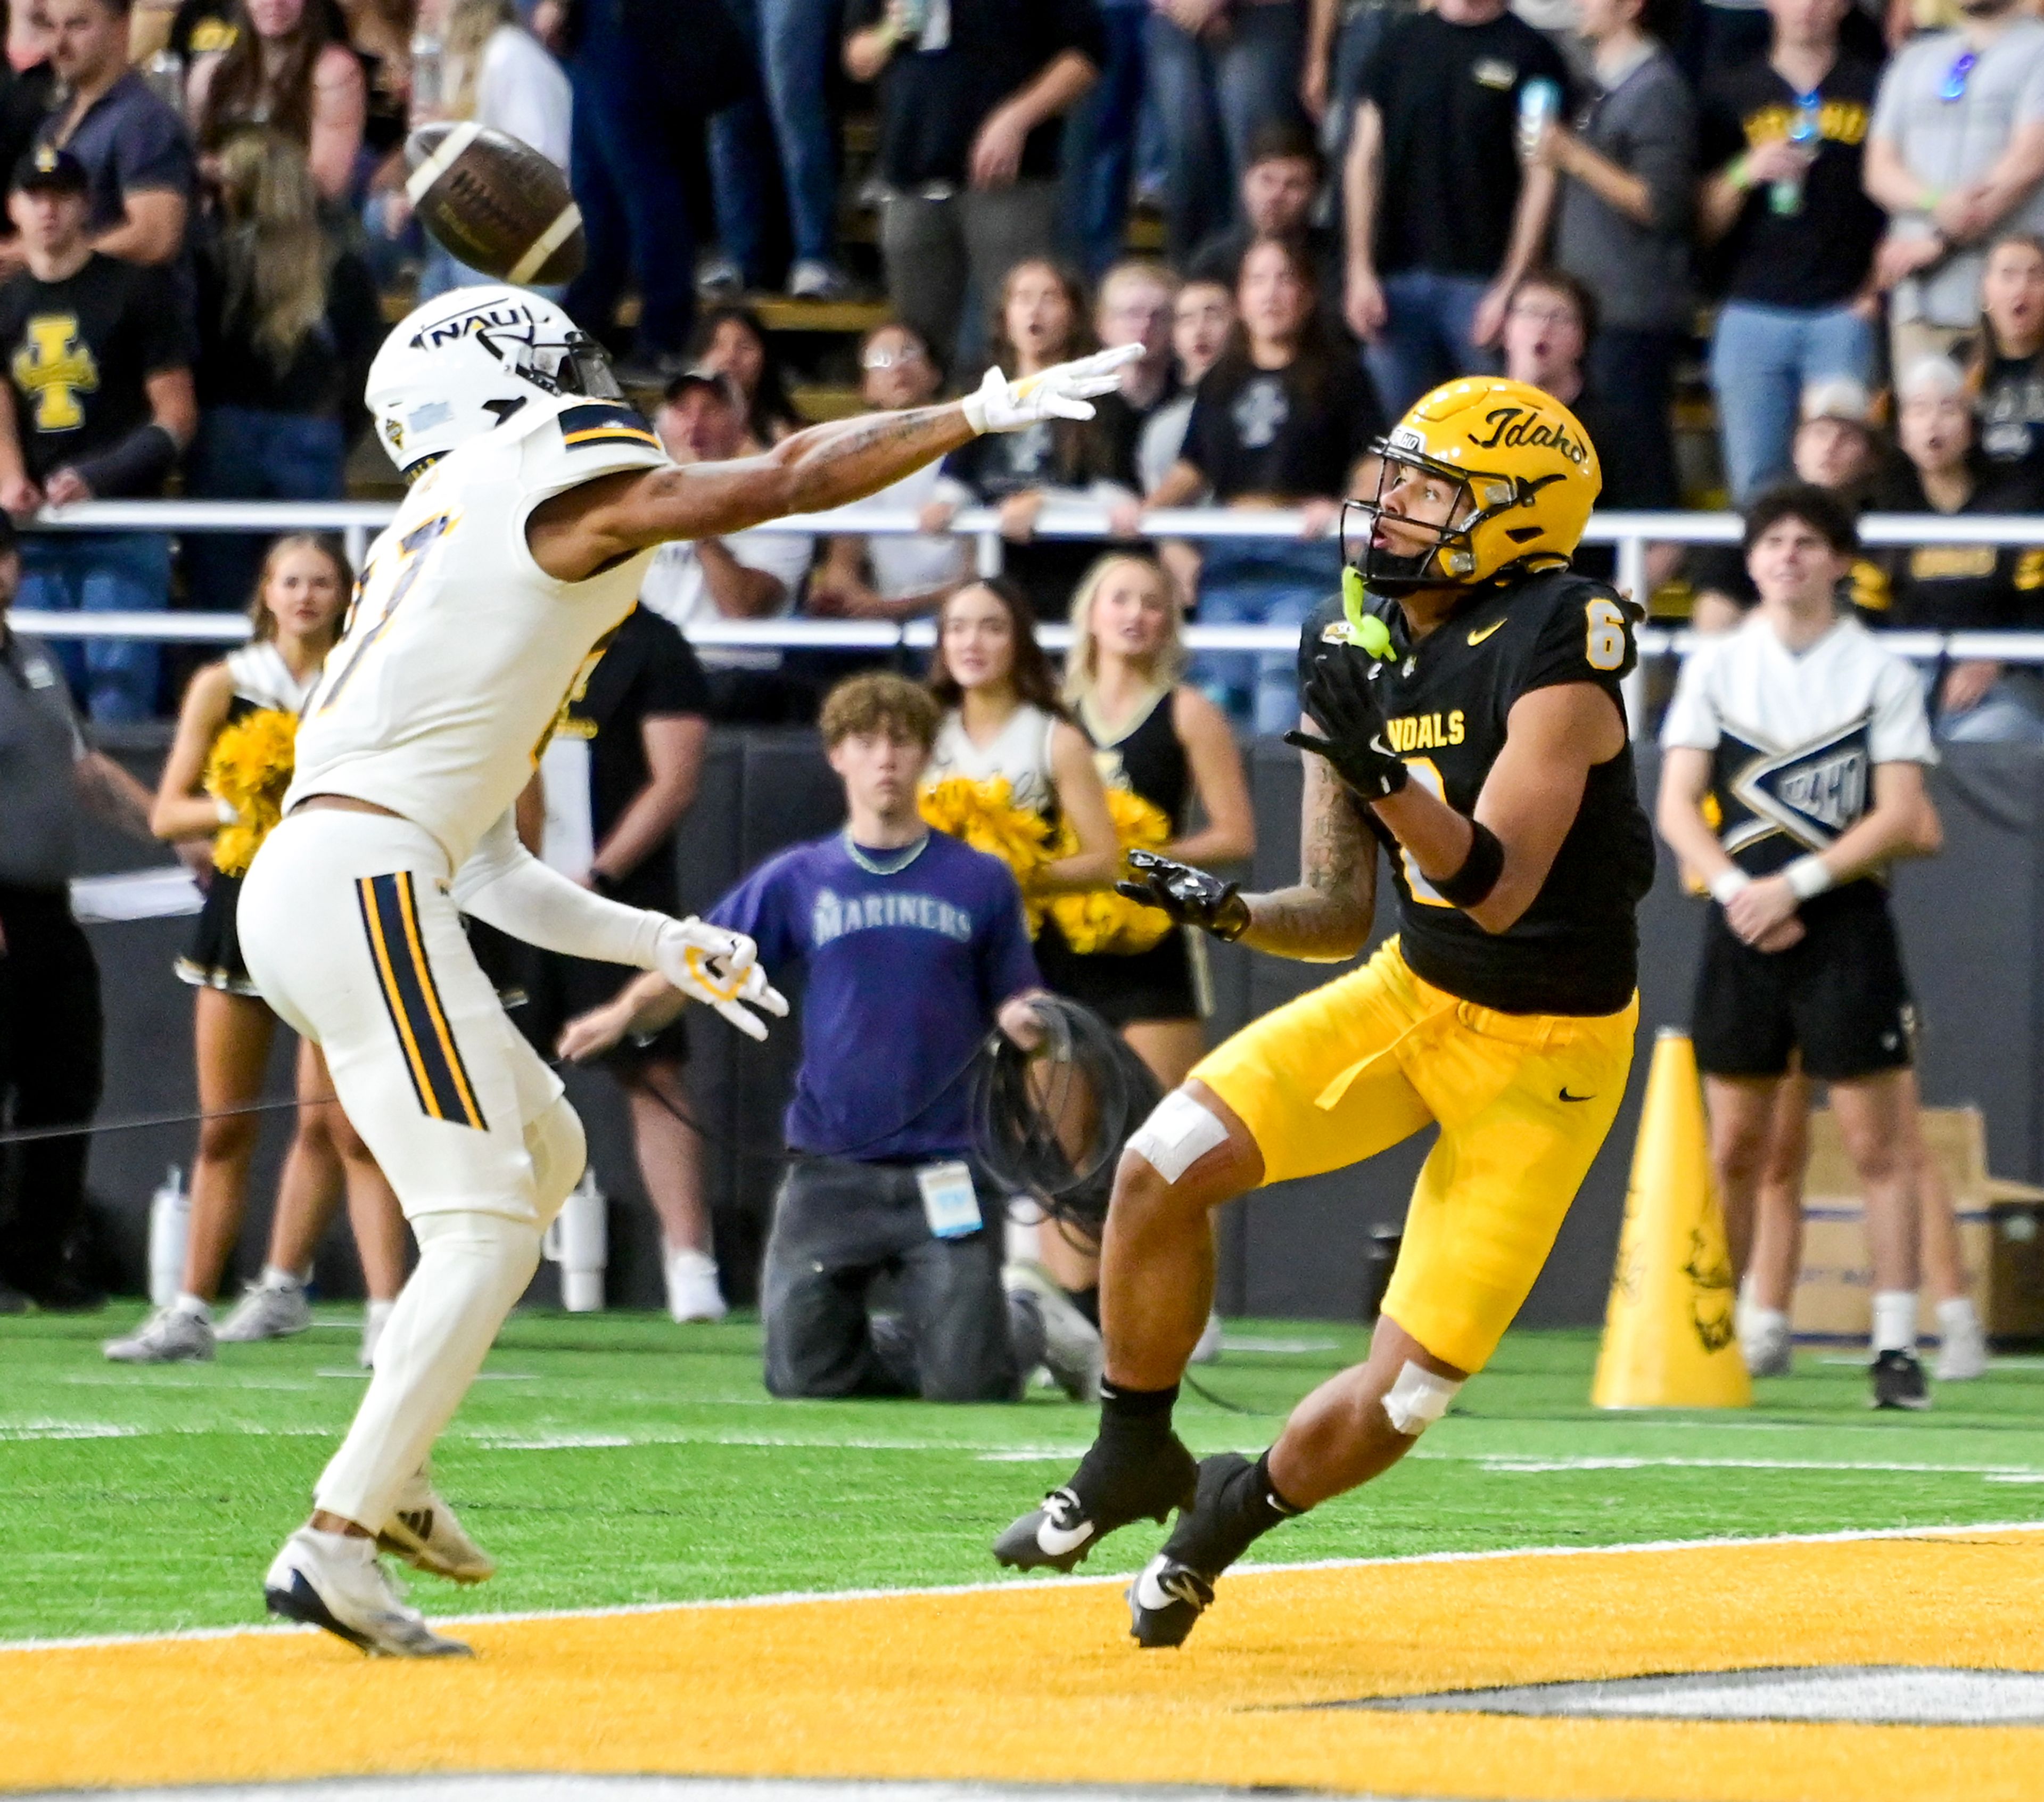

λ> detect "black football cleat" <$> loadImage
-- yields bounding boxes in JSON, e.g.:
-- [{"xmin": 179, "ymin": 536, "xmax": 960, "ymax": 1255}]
[
  {"xmin": 1870, "ymin": 1347, "xmax": 1931, "ymax": 1411},
  {"xmin": 1127, "ymin": 1554, "xmax": 1214, "ymax": 1648},
  {"xmin": 993, "ymin": 1430, "xmax": 1198, "ymax": 1574}
]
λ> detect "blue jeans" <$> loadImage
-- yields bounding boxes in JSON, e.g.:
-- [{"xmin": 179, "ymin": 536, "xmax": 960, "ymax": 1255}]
[
  {"xmin": 565, "ymin": 46, "xmax": 699, "ymax": 358},
  {"xmin": 183, "ymin": 406, "xmax": 348, "ymax": 616},
  {"xmin": 1146, "ymin": 1, "xmax": 1307, "ymax": 267},
  {"xmin": 1365, "ymin": 268, "xmax": 1497, "ymax": 419},
  {"xmin": 20, "ymin": 531, "xmax": 173, "ymax": 722},
  {"xmin": 1709, "ymin": 300, "xmax": 1876, "ymax": 505},
  {"xmin": 1939, "ymin": 673, "xmax": 2044, "ymax": 746},
  {"xmin": 710, "ymin": 0, "xmax": 838, "ymax": 277},
  {"xmin": 1060, "ymin": 3, "xmax": 1148, "ymax": 281},
  {"xmin": 1194, "ymin": 536, "xmax": 1342, "ymax": 735}
]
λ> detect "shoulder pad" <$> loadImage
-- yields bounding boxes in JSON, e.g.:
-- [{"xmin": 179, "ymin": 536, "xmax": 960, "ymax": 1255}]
[{"xmin": 556, "ymin": 400, "xmax": 664, "ymax": 456}]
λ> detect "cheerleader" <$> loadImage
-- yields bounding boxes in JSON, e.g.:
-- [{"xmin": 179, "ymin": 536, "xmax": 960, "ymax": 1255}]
[
  {"xmin": 922, "ymin": 577, "xmax": 1123, "ymax": 1395},
  {"xmin": 924, "ymin": 575, "xmax": 1121, "ymax": 896},
  {"xmin": 104, "ymin": 537, "xmax": 407, "ymax": 1367}
]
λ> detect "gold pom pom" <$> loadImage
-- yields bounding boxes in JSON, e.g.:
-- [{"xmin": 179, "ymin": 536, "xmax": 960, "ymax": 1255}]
[
  {"xmin": 918, "ymin": 776, "xmax": 1057, "ymax": 930},
  {"xmin": 204, "ymin": 708, "xmax": 298, "ymax": 877},
  {"xmin": 1049, "ymin": 787, "xmax": 1176, "ymax": 956}
]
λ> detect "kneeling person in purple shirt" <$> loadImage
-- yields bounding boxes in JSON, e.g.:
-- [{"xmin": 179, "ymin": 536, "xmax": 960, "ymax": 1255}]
[{"xmin": 562, "ymin": 673, "xmax": 1066, "ymax": 1402}]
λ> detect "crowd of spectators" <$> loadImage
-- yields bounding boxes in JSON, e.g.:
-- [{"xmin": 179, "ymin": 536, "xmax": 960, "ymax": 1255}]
[{"xmin": 4, "ymin": 0, "xmax": 2044, "ymax": 739}]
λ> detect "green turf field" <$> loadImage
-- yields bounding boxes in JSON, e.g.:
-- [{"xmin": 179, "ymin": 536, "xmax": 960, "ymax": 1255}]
[{"xmin": 3, "ymin": 1308, "xmax": 2040, "ymax": 1645}]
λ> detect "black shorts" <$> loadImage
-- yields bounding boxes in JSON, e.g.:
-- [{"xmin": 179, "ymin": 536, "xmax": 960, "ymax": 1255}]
[
  {"xmin": 1032, "ymin": 920, "xmax": 1207, "ymax": 1027},
  {"xmin": 509, "ymin": 942, "xmax": 689, "ymax": 1070},
  {"xmin": 1691, "ymin": 886, "xmax": 1915, "ymax": 1082}
]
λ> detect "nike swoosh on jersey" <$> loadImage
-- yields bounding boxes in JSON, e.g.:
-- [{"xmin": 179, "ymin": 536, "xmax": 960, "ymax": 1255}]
[
  {"xmin": 1468, "ymin": 619, "xmax": 1505, "ymax": 646},
  {"xmin": 1559, "ymin": 1087, "xmax": 1595, "ymax": 1102}
]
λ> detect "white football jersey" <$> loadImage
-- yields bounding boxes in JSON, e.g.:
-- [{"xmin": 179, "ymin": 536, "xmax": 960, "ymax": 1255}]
[
  {"xmin": 287, "ymin": 394, "xmax": 670, "ymax": 867},
  {"xmin": 1661, "ymin": 612, "xmax": 1935, "ymax": 875}
]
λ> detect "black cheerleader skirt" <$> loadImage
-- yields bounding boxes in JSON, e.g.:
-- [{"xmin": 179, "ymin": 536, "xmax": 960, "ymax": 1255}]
[{"xmin": 174, "ymin": 871, "xmax": 260, "ymax": 997}]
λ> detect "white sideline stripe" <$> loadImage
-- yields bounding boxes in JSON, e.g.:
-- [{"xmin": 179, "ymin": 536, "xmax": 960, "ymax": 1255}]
[
  {"xmin": 5, "ymin": 1519, "xmax": 2040, "ymax": 1656},
  {"xmin": 507, "ymin": 202, "xmax": 582, "ymax": 285},
  {"xmin": 403, "ymin": 122, "xmax": 482, "ymax": 204}
]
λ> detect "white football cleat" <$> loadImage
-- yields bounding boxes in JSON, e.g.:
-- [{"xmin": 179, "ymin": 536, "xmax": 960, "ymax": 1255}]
[
  {"xmin": 1190, "ymin": 1311, "xmax": 1223, "ymax": 1365},
  {"xmin": 377, "ymin": 1473, "xmax": 496, "ymax": 1584},
  {"xmin": 1003, "ymin": 1261, "xmax": 1103, "ymax": 1401},
  {"xmin": 264, "ymin": 1527, "xmax": 471, "ymax": 1657},
  {"xmin": 216, "ymin": 1279, "xmax": 312, "ymax": 1343},
  {"xmin": 104, "ymin": 1305, "xmax": 213, "ymax": 1364},
  {"xmin": 1741, "ymin": 1316, "xmax": 1792, "ymax": 1378},
  {"xmin": 664, "ymin": 1247, "xmax": 728, "ymax": 1323}
]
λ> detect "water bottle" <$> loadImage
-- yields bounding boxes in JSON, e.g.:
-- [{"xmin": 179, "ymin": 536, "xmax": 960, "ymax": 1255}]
[
  {"xmin": 1771, "ymin": 93, "xmax": 1822, "ymax": 217},
  {"xmin": 143, "ymin": 48, "xmax": 184, "ymax": 116},
  {"xmin": 542, "ymin": 1169, "xmax": 607, "ymax": 1312},
  {"xmin": 410, "ymin": 29, "xmax": 443, "ymax": 115},
  {"xmin": 146, "ymin": 1166, "xmax": 189, "ymax": 1307},
  {"xmin": 1516, "ymin": 78, "xmax": 1561, "ymax": 165}
]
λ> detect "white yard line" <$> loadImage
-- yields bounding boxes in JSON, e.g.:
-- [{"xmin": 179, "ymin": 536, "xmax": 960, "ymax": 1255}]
[{"xmin": 5, "ymin": 1519, "xmax": 2040, "ymax": 1656}]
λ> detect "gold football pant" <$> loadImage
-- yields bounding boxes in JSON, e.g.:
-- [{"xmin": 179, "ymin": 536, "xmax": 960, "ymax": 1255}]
[{"xmin": 1192, "ymin": 938, "xmax": 1637, "ymax": 1373}]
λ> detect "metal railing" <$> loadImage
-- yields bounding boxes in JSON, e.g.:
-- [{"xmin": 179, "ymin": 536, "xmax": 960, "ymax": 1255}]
[{"xmin": 14, "ymin": 498, "xmax": 2044, "ymax": 673}]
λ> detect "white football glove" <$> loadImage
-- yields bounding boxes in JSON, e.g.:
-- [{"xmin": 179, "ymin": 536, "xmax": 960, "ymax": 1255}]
[
  {"xmin": 651, "ymin": 918, "xmax": 789, "ymax": 1042},
  {"xmin": 961, "ymin": 343, "xmax": 1144, "ymax": 434}
]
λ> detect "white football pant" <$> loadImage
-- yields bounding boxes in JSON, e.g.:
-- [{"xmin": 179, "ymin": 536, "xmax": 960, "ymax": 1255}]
[{"xmin": 241, "ymin": 809, "xmax": 586, "ymax": 1531}]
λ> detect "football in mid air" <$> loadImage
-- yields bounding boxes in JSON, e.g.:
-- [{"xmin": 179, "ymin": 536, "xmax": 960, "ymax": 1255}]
[{"xmin": 403, "ymin": 121, "xmax": 585, "ymax": 289}]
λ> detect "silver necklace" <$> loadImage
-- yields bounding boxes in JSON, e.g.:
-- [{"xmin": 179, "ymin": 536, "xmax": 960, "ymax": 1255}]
[{"xmin": 843, "ymin": 829, "xmax": 930, "ymax": 877}]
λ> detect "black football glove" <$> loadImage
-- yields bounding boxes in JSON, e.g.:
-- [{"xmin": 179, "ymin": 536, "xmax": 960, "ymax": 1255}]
[
  {"xmin": 1284, "ymin": 651, "xmax": 1409, "ymax": 801},
  {"xmin": 1116, "ymin": 847, "xmax": 1250, "ymax": 941}
]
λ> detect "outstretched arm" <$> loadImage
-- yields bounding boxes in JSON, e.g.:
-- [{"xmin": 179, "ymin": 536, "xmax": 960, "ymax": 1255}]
[
  {"xmin": 529, "ymin": 346, "xmax": 1141, "ymax": 583},
  {"xmin": 1237, "ymin": 738, "xmax": 1378, "ymax": 960}
]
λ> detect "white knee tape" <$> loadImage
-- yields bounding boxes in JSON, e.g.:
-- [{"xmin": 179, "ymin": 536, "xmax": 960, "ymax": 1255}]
[
  {"xmin": 1126, "ymin": 1089, "xmax": 1229, "ymax": 1185},
  {"xmin": 1382, "ymin": 1360, "xmax": 1463, "ymax": 1437},
  {"xmin": 525, "ymin": 1095, "xmax": 587, "ymax": 1231}
]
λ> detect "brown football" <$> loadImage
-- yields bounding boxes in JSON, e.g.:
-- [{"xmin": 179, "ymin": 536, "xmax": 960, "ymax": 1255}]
[{"xmin": 403, "ymin": 121, "xmax": 585, "ymax": 289}]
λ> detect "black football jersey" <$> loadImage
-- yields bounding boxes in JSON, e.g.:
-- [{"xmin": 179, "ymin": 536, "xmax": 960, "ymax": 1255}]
[{"xmin": 1297, "ymin": 569, "xmax": 1656, "ymax": 1016}]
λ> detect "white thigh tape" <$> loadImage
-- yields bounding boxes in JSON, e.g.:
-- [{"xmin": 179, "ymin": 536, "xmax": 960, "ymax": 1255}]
[
  {"xmin": 1382, "ymin": 1360, "xmax": 1462, "ymax": 1436},
  {"xmin": 1126, "ymin": 1089, "xmax": 1229, "ymax": 1185}
]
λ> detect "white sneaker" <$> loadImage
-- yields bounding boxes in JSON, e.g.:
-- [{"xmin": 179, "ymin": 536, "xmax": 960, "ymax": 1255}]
[
  {"xmin": 359, "ymin": 1301, "xmax": 393, "ymax": 1370},
  {"xmin": 695, "ymin": 251, "xmax": 743, "ymax": 297},
  {"xmin": 1936, "ymin": 1310, "xmax": 1989, "ymax": 1381},
  {"xmin": 104, "ymin": 1305, "xmax": 214, "ymax": 1364},
  {"xmin": 665, "ymin": 1247, "xmax": 728, "ymax": 1323},
  {"xmin": 1190, "ymin": 1312, "xmax": 1223, "ymax": 1365},
  {"xmin": 1742, "ymin": 1318, "xmax": 1793, "ymax": 1378},
  {"xmin": 1003, "ymin": 1261, "xmax": 1103, "ymax": 1401},
  {"xmin": 787, "ymin": 259, "xmax": 852, "ymax": 300},
  {"xmin": 378, "ymin": 1471, "xmax": 496, "ymax": 1584},
  {"xmin": 263, "ymin": 1527, "xmax": 471, "ymax": 1657},
  {"xmin": 215, "ymin": 1279, "xmax": 311, "ymax": 1343}
]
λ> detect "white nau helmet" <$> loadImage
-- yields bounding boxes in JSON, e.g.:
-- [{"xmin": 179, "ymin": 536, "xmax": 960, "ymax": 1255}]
[{"xmin": 366, "ymin": 284, "xmax": 625, "ymax": 478}]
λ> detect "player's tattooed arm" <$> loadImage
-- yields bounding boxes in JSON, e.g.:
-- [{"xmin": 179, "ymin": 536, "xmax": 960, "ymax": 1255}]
[
  {"xmin": 1235, "ymin": 735, "xmax": 1379, "ymax": 962},
  {"xmin": 528, "ymin": 406, "xmax": 981, "ymax": 581}
]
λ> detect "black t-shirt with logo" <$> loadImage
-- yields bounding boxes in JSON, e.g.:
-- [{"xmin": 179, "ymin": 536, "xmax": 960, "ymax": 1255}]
[
  {"xmin": 1180, "ymin": 354, "xmax": 1383, "ymax": 500},
  {"xmin": 1870, "ymin": 466, "xmax": 2044, "ymax": 632},
  {"xmin": 0, "ymin": 253, "xmax": 186, "ymax": 491},
  {"xmin": 1975, "ymin": 349, "xmax": 2044, "ymax": 483},
  {"xmin": 553, "ymin": 603, "xmax": 711, "ymax": 915},
  {"xmin": 1701, "ymin": 55, "xmax": 1884, "ymax": 308},
  {"xmin": 1361, "ymin": 10, "xmax": 1570, "ymax": 278}
]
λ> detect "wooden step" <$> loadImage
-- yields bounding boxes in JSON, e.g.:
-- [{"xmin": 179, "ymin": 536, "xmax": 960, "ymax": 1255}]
[{"xmin": 788, "ymin": 383, "xmax": 866, "ymax": 421}]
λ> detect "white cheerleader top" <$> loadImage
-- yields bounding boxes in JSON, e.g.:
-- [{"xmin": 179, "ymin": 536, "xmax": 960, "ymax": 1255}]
[
  {"xmin": 926, "ymin": 703, "xmax": 1058, "ymax": 816},
  {"xmin": 225, "ymin": 640, "xmax": 320, "ymax": 715}
]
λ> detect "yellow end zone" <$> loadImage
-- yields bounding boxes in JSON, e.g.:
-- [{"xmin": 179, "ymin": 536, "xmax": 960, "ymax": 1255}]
[{"xmin": 6, "ymin": 1528, "xmax": 2043, "ymax": 1801}]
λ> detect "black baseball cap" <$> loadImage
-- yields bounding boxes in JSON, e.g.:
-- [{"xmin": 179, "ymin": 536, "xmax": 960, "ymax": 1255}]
[
  {"xmin": 12, "ymin": 145, "xmax": 88, "ymax": 196},
  {"xmin": 661, "ymin": 365, "xmax": 741, "ymax": 409}
]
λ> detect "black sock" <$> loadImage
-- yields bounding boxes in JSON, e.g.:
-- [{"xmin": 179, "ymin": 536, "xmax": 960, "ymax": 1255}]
[
  {"xmin": 1169, "ymin": 1449, "xmax": 1301, "ymax": 1576},
  {"xmin": 1099, "ymin": 1377, "xmax": 1178, "ymax": 1439},
  {"xmin": 1066, "ymin": 1283, "xmax": 1100, "ymax": 1329}
]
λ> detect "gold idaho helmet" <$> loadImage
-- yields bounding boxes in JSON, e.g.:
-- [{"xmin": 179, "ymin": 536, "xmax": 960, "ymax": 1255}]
[{"xmin": 1349, "ymin": 377, "xmax": 1602, "ymax": 592}]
